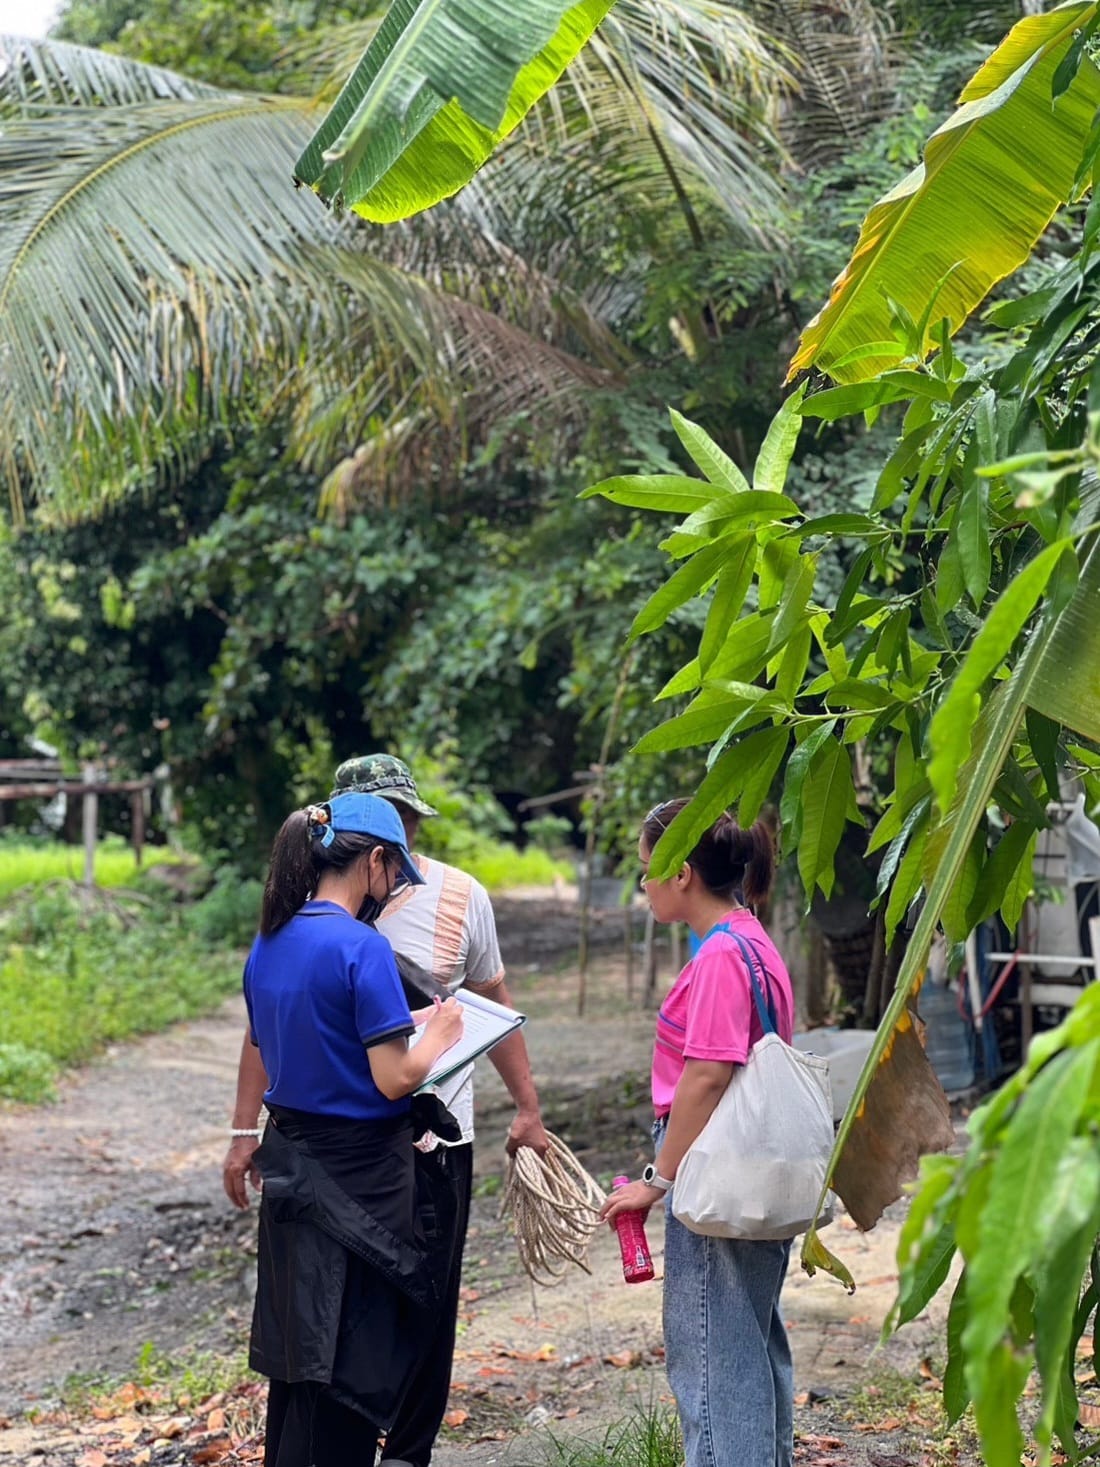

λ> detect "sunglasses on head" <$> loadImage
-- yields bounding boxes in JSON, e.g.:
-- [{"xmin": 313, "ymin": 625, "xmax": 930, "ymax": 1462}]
[{"xmin": 645, "ymin": 800, "xmax": 676, "ymax": 832}]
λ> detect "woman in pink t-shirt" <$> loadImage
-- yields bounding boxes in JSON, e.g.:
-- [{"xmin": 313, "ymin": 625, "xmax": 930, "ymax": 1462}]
[{"xmin": 601, "ymin": 802, "xmax": 795, "ymax": 1467}]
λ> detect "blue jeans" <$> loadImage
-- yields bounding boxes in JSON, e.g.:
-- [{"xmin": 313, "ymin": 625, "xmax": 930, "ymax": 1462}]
[{"xmin": 656, "ymin": 1122, "xmax": 794, "ymax": 1467}]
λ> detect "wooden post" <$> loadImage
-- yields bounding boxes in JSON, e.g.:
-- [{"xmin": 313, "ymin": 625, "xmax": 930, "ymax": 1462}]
[
  {"xmin": 131, "ymin": 790, "xmax": 146, "ymax": 867},
  {"xmin": 624, "ymin": 903, "xmax": 635, "ymax": 1000},
  {"xmin": 82, "ymin": 762, "xmax": 98, "ymax": 889},
  {"xmin": 643, "ymin": 907, "xmax": 658, "ymax": 1010},
  {"xmin": 1020, "ymin": 961, "xmax": 1033, "ymax": 1056},
  {"xmin": 577, "ymin": 855, "xmax": 593, "ymax": 1017}
]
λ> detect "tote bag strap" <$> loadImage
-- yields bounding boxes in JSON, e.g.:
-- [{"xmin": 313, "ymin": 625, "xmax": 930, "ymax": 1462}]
[{"xmin": 702, "ymin": 922, "xmax": 778, "ymax": 1035}]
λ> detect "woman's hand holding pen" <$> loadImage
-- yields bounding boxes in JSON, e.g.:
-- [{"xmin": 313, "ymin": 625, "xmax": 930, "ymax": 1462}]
[{"xmin": 424, "ymin": 994, "xmax": 463, "ymax": 1050}]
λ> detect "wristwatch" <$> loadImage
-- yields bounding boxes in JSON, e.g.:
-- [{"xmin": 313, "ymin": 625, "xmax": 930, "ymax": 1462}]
[{"xmin": 642, "ymin": 1163, "xmax": 674, "ymax": 1192}]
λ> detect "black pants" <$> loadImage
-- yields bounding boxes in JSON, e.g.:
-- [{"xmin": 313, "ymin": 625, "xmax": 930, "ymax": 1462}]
[
  {"xmin": 265, "ymin": 1378, "xmax": 378, "ymax": 1467},
  {"xmin": 382, "ymin": 1143, "xmax": 474, "ymax": 1467}
]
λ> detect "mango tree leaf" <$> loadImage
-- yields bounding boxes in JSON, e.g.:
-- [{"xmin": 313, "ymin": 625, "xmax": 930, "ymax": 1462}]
[
  {"xmin": 698, "ymin": 537, "xmax": 757, "ymax": 674},
  {"xmin": 779, "ymin": 720, "xmax": 837, "ymax": 852},
  {"xmin": 628, "ymin": 538, "xmax": 729, "ymax": 643},
  {"xmin": 669, "ymin": 409, "xmax": 749, "ymax": 493},
  {"xmin": 1025, "ymin": 707, "xmax": 1063, "ymax": 802},
  {"xmin": 943, "ymin": 1273, "xmax": 972, "ymax": 1422},
  {"xmin": 647, "ymin": 737, "xmax": 764, "ymax": 882},
  {"xmin": 801, "ymin": 372, "xmax": 953, "ymax": 420},
  {"xmin": 1001, "ymin": 828, "xmax": 1038, "ymax": 932},
  {"xmin": 928, "ymin": 537, "xmax": 1069, "ymax": 816},
  {"xmin": 752, "ymin": 382, "xmax": 805, "ymax": 494},
  {"xmin": 967, "ymin": 820, "xmax": 1040, "ymax": 931},
  {"xmin": 797, "ymin": 736, "xmax": 856, "ymax": 900},
  {"xmin": 774, "ymin": 623, "xmax": 812, "ymax": 708},
  {"xmin": 939, "ymin": 826, "xmax": 985, "ymax": 944},
  {"xmin": 674, "ymin": 490, "xmax": 801, "ymax": 542},
  {"xmin": 1031, "ymin": 1137, "xmax": 1100, "ymax": 1456},
  {"xmin": 766, "ymin": 552, "xmax": 817, "ymax": 656},
  {"xmin": 885, "ymin": 811, "xmax": 930, "ymax": 944},
  {"xmin": 936, "ymin": 534, "xmax": 967, "ymax": 615},
  {"xmin": 580, "ymin": 473, "xmax": 718, "ymax": 513},
  {"xmin": 737, "ymin": 726, "xmax": 791, "ymax": 827},
  {"xmin": 1027, "ymin": 533, "xmax": 1100, "ymax": 739},
  {"xmin": 956, "ymin": 478, "xmax": 992, "ymax": 608},
  {"xmin": 294, "ymin": 0, "xmax": 616, "ymax": 221},
  {"xmin": 890, "ymin": 1152, "xmax": 960, "ymax": 1331},
  {"xmin": 633, "ymin": 686, "xmax": 782, "ymax": 756},
  {"xmin": 788, "ymin": 3, "xmax": 1100, "ymax": 384}
]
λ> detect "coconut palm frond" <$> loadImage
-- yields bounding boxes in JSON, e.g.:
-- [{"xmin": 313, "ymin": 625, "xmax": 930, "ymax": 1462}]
[
  {"xmin": 0, "ymin": 39, "xmax": 637, "ymax": 521},
  {"xmin": 886, "ymin": 0, "xmax": 1040, "ymax": 46},
  {"xmin": 276, "ymin": 18, "xmax": 385, "ymax": 101},
  {"xmin": 0, "ymin": 91, "xmax": 351, "ymax": 518},
  {"xmin": 748, "ymin": 0, "xmax": 897, "ymax": 161},
  {"xmin": 288, "ymin": 248, "xmax": 627, "ymax": 500},
  {"xmin": 497, "ymin": 0, "xmax": 795, "ymax": 247},
  {"xmin": 0, "ymin": 33, "xmax": 227, "ymax": 109}
]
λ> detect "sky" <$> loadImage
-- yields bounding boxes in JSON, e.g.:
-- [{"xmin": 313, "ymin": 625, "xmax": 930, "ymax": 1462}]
[{"xmin": 6, "ymin": 0, "xmax": 61, "ymax": 38}]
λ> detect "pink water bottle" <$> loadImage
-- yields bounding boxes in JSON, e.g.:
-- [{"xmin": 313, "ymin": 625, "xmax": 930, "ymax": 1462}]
[{"xmin": 611, "ymin": 1176, "xmax": 655, "ymax": 1283}]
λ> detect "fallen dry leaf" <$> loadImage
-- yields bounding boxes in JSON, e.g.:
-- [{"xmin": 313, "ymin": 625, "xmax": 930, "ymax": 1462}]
[
  {"xmin": 1078, "ymin": 1402, "xmax": 1100, "ymax": 1427},
  {"xmin": 604, "ymin": 1350, "xmax": 639, "ymax": 1368},
  {"xmin": 444, "ymin": 1409, "xmax": 469, "ymax": 1427},
  {"xmin": 192, "ymin": 1443, "xmax": 231, "ymax": 1464},
  {"xmin": 856, "ymin": 1415, "xmax": 901, "ymax": 1431},
  {"xmin": 80, "ymin": 1453, "xmax": 108, "ymax": 1467},
  {"xmin": 207, "ymin": 1408, "xmax": 227, "ymax": 1431}
]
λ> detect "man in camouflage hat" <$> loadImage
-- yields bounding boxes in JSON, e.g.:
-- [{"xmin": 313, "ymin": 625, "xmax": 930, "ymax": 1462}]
[
  {"xmin": 223, "ymin": 753, "xmax": 548, "ymax": 1467},
  {"xmin": 331, "ymin": 753, "xmax": 440, "ymax": 818}
]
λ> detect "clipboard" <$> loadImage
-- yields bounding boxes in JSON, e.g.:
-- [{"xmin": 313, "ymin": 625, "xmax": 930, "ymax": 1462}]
[{"xmin": 410, "ymin": 986, "xmax": 526, "ymax": 1092}]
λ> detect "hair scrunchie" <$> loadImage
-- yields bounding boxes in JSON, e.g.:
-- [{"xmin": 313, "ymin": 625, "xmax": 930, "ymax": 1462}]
[{"xmin": 306, "ymin": 804, "xmax": 335, "ymax": 847}]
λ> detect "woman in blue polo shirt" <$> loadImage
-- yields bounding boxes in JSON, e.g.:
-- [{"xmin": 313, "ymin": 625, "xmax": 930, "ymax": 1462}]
[{"xmin": 243, "ymin": 792, "xmax": 463, "ymax": 1467}]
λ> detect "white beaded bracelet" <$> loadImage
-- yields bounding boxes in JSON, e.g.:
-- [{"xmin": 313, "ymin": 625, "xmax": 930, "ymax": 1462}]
[{"xmin": 230, "ymin": 1127, "xmax": 263, "ymax": 1137}]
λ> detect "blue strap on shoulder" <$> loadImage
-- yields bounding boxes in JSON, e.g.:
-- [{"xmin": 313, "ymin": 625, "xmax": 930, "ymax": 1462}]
[{"xmin": 701, "ymin": 921, "xmax": 777, "ymax": 1035}]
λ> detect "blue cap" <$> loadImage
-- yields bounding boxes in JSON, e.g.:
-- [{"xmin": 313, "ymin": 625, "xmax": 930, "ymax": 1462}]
[{"xmin": 318, "ymin": 792, "xmax": 425, "ymax": 888}]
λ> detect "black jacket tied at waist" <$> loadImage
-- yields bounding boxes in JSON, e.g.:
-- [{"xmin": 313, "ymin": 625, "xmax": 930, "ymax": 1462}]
[{"xmin": 249, "ymin": 1101, "xmax": 461, "ymax": 1430}]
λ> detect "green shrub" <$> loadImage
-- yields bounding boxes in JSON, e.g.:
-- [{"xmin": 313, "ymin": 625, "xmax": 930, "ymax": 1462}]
[
  {"xmin": 460, "ymin": 845, "xmax": 571, "ymax": 892},
  {"xmin": 0, "ymin": 1042, "xmax": 58, "ymax": 1103},
  {"xmin": 0, "ymin": 888, "xmax": 239, "ymax": 1087},
  {"xmin": 186, "ymin": 871, "xmax": 263, "ymax": 947}
]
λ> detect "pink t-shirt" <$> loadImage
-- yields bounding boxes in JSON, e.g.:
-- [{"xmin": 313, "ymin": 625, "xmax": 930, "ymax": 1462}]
[{"xmin": 652, "ymin": 910, "xmax": 794, "ymax": 1116}]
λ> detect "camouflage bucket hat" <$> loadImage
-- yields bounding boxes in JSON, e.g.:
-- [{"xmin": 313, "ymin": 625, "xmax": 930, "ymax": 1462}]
[{"xmin": 330, "ymin": 754, "xmax": 439, "ymax": 818}]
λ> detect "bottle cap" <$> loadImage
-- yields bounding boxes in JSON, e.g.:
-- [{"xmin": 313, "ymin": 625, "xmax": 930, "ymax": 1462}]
[{"xmin": 612, "ymin": 1175, "xmax": 629, "ymax": 1189}]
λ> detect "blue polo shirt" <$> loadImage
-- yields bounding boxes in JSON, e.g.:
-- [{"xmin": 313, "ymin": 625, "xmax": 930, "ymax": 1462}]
[{"xmin": 243, "ymin": 900, "xmax": 415, "ymax": 1121}]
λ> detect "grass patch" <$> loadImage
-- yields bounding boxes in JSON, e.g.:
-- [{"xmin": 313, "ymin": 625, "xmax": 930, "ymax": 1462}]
[
  {"xmin": 0, "ymin": 885, "xmax": 239, "ymax": 1102},
  {"xmin": 57, "ymin": 1342, "xmax": 255, "ymax": 1415},
  {"xmin": 0, "ymin": 836, "xmax": 184, "ymax": 900},
  {"xmin": 512, "ymin": 1405, "xmax": 682, "ymax": 1466},
  {"xmin": 435, "ymin": 843, "xmax": 572, "ymax": 893},
  {"xmin": 839, "ymin": 1363, "xmax": 982, "ymax": 1463}
]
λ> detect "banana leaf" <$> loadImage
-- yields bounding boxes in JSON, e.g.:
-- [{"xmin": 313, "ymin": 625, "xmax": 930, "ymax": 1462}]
[
  {"xmin": 293, "ymin": 0, "xmax": 617, "ymax": 221},
  {"xmin": 789, "ymin": 1, "xmax": 1100, "ymax": 385}
]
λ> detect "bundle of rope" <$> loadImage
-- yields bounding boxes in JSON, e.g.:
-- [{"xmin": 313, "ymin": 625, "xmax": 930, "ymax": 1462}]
[{"xmin": 501, "ymin": 1132, "xmax": 608, "ymax": 1287}]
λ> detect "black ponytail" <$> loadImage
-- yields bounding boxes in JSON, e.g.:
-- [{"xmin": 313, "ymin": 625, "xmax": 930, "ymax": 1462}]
[
  {"xmin": 641, "ymin": 800, "xmax": 775, "ymax": 909},
  {"xmin": 259, "ymin": 808, "xmax": 407, "ymax": 936},
  {"xmin": 261, "ymin": 811, "xmax": 313, "ymax": 936}
]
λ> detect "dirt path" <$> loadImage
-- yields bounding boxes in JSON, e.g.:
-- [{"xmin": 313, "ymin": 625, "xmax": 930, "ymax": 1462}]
[{"xmin": 0, "ymin": 897, "xmax": 968, "ymax": 1465}]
